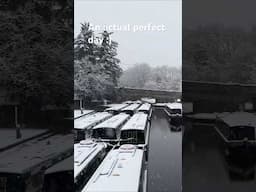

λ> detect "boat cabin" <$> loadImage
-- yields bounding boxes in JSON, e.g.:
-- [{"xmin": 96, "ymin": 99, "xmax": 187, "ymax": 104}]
[
  {"xmin": 165, "ymin": 103, "xmax": 182, "ymax": 130},
  {"xmin": 74, "ymin": 140, "xmax": 107, "ymax": 191},
  {"xmin": 82, "ymin": 144, "xmax": 147, "ymax": 192},
  {"xmin": 0, "ymin": 133, "xmax": 73, "ymax": 192},
  {"xmin": 74, "ymin": 112, "xmax": 112, "ymax": 142},
  {"xmin": 120, "ymin": 113, "xmax": 150, "ymax": 149},
  {"xmin": 121, "ymin": 104, "xmax": 141, "ymax": 116},
  {"xmin": 137, "ymin": 103, "xmax": 152, "ymax": 119},
  {"xmin": 215, "ymin": 112, "xmax": 256, "ymax": 148},
  {"xmin": 92, "ymin": 113, "xmax": 130, "ymax": 144}
]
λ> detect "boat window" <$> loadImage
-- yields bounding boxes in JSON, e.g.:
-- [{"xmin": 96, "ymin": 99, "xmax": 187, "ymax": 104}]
[
  {"xmin": 75, "ymin": 130, "xmax": 85, "ymax": 142},
  {"xmin": 124, "ymin": 110, "xmax": 134, "ymax": 116},
  {"xmin": 230, "ymin": 126, "xmax": 255, "ymax": 140},
  {"xmin": 170, "ymin": 109, "xmax": 182, "ymax": 114},
  {"xmin": 92, "ymin": 128, "xmax": 117, "ymax": 139},
  {"xmin": 121, "ymin": 130, "xmax": 145, "ymax": 144},
  {"xmin": 140, "ymin": 110, "xmax": 149, "ymax": 114}
]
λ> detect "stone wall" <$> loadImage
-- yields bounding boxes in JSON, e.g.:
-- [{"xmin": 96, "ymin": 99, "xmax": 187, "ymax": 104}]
[{"xmin": 116, "ymin": 87, "xmax": 181, "ymax": 103}]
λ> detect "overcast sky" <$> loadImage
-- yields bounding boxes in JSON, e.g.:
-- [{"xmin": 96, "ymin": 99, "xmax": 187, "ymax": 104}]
[
  {"xmin": 183, "ymin": 0, "xmax": 256, "ymax": 29},
  {"xmin": 75, "ymin": 0, "xmax": 181, "ymax": 69}
]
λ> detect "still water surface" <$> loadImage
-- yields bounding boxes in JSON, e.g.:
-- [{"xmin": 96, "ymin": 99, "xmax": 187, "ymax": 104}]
[
  {"xmin": 183, "ymin": 122, "xmax": 256, "ymax": 192},
  {"xmin": 148, "ymin": 108, "xmax": 182, "ymax": 192}
]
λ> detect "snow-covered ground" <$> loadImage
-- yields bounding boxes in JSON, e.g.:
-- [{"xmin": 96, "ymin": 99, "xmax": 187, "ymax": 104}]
[{"xmin": 0, "ymin": 128, "xmax": 48, "ymax": 150}]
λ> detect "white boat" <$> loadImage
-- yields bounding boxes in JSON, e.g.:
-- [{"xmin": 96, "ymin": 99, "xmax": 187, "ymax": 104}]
[
  {"xmin": 121, "ymin": 103, "xmax": 141, "ymax": 116},
  {"xmin": 74, "ymin": 139, "xmax": 107, "ymax": 191},
  {"xmin": 92, "ymin": 113, "xmax": 130, "ymax": 143},
  {"xmin": 82, "ymin": 144, "xmax": 147, "ymax": 192},
  {"xmin": 215, "ymin": 112, "xmax": 256, "ymax": 148},
  {"xmin": 137, "ymin": 103, "xmax": 152, "ymax": 119},
  {"xmin": 165, "ymin": 102, "xmax": 182, "ymax": 116},
  {"xmin": 105, "ymin": 104, "xmax": 129, "ymax": 115},
  {"xmin": 74, "ymin": 112, "xmax": 113, "ymax": 142},
  {"xmin": 165, "ymin": 102, "xmax": 182, "ymax": 131},
  {"xmin": 120, "ymin": 113, "xmax": 150, "ymax": 160},
  {"xmin": 0, "ymin": 133, "xmax": 73, "ymax": 192}
]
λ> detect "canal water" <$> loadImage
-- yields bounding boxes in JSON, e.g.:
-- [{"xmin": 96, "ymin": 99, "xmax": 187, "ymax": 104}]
[
  {"xmin": 183, "ymin": 122, "xmax": 256, "ymax": 192},
  {"xmin": 148, "ymin": 108, "xmax": 182, "ymax": 192}
]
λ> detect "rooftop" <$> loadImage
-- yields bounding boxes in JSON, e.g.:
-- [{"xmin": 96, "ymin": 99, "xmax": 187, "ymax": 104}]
[
  {"xmin": 218, "ymin": 112, "xmax": 256, "ymax": 127},
  {"xmin": 121, "ymin": 113, "xmax": 148, "ymax": 131},
  {"xmin": 0, "ymin": 133, "xmax": 73, "ymax": 174},
  {"xmin": 82, "ymin": 145, "xmax": 144, "ymax": 192},
  {"xmin": 74, "ymin": 112, "xmax": 112, "ymax": 130},
  {"xmin": 121, "ymin": 103, "xmax": 141, "ymax": 111},
  {"xmin": 93, "ymin": 113, "xmax": 130, "ymax": 130},
  {"xmin": 166, "ymin": 102, "xmax": 182, "ymax": 110},
  {"xmin": 74, "ymin": 140, "xmax": 106, "ymax": 179},
  {"xmin": 137, "ymin": 103, "xmax": 151, "ymax": 111}
]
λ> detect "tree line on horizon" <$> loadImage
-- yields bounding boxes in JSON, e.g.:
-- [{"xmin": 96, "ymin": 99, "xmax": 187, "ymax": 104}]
[
  {"xmin": 183, "ymin": 25, "xmax": 256, "ymax": 84},
  {"xmin": 119, "ymin": 63, "xmax": 181, "ymax": 92}
]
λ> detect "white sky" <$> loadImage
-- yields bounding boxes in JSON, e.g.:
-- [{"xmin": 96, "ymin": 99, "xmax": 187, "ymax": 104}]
[
  {"xmin": 74, "ymin": 0, "xmax": 182, "ymax": 69},
  {"xmin": 183, "ymin": 0, "xmax": 256, "ymax": 29}
]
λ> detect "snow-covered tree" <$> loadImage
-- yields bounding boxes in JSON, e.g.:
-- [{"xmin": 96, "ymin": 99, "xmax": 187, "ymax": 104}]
[
  {"xmin": 0, "ymin": 1, "xmax": 73, "ymax": 108},
  {"xmin": 74, "ymin": 22, "xmax": 122, "ymax": 102}
]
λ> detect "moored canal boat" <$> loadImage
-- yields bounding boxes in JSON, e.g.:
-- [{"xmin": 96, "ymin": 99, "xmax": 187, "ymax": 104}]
[{"xmin": 81, "ymin": 144, "xmax": 147, "ymax": 192}]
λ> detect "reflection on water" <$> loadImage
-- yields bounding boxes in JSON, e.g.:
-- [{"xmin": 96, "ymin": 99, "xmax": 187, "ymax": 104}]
[
  {"xmin": 148, "ymin": 108, "xmax": 182, "ymax": 192},
  {"xmin": 183, "ymin": 121, "xmax": 256, "ymax": 192},
  {"xmin": 225, "ymin": 153, "xmax": 255, "ymax": 181}
]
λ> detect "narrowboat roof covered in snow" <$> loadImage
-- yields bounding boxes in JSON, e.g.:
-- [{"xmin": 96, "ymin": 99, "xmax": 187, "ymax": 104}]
[
  {"xmin": 217, "ymin": 112, "xmax": 256, "ymax": 128},
  {"xmin": 0, "ymin": 133, "xmax": 73, "ymax": 174},
  {"xmin": 166, "ymin": 102, "xmax": 182, "ymax": 110},
  {"xmin": 74, "ymin": 140, "xmax": 107, "ymax": 179},
  {"xmin": 82, "ymin": 144, "xmax": 144, "ymax": 192},
  {"xmin": 121, "ymin": 104, "xmax": 141, "ymax": 112},
  {"xmin": 121, "ymin": 113, "xmax": 148, "ymax": 131},
  {"xmin": 74, "ymin": 112, "xmax": 112, "ymax": 130},
  {"xmin": 137, "ymin": 103, "xmax": 151, "ymax": 112},
  {"xmin": 93, "ymin": 113, "xmax": 130, "ymax": 130}
]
